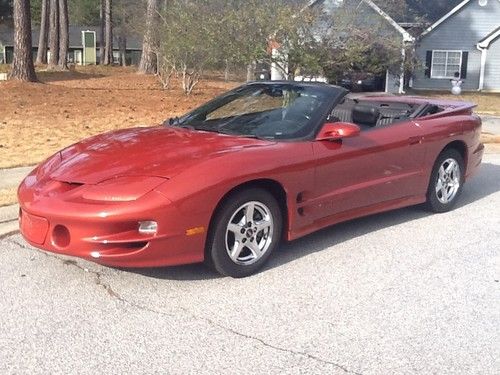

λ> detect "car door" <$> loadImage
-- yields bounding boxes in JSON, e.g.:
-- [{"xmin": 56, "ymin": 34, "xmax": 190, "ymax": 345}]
[{"xmin": 311, "ymin": 120, "xmax": 426, "ymax": 221}]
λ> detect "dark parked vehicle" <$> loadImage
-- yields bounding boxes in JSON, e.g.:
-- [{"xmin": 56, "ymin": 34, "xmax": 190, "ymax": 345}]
[{"xmin": 338, "ymin": 73, "xmax": 385, "ymax": 92}]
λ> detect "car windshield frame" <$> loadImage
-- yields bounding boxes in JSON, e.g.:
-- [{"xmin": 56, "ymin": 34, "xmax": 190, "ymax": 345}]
[{"xmin": 169, "ymin": 82, "xmax": 347, "ymax": 142}]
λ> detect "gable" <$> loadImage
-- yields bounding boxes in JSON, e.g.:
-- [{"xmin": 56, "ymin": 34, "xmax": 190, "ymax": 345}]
[
  {"xmin": 309, "ymin": 0, "xmax": 413, "ymax": 41},
  {"xmin": 421, "ymin": 0, "xmax": 500, "ymax": 42}
]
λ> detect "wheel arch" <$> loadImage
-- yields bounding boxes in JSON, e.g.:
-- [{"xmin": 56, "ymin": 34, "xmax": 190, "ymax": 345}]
[
  {"xmin": 441, "ymin": 140, "xmax": 468, "ymax": 173},
  {"xmin": 206, "ymin": 179, "xmax": 289, "ymax": 251}
]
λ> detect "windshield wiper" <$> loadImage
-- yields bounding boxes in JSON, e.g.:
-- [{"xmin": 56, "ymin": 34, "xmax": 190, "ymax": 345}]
[
  {"xmin": 193, "ymin": 126, "xmax": 222, "ymax": 133},
  {"xmin": 223, "ymin": 132, "xmax": 273, "ymax": 141}
]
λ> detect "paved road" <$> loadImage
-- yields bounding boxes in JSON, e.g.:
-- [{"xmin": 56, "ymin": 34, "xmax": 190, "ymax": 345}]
[{"xmin": 1, "ymin": 155, "xmax": 499, "ymax": 375}]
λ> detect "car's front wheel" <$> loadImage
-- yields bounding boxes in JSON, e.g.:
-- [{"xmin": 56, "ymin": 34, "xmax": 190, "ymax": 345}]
[
  {"xmin": 426, "ymin": 148, "xmax": 465, "ymax": 213},
  {"xmin": 206, "ymin": 188, "xmax": 282, "ymax": 278}
]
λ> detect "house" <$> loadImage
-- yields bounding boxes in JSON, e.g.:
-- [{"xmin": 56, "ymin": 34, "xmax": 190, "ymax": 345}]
[
  {"xmin": 412, "ymin": 0, "xmax": 500, "ymax": 92},
  {"xmin": 270, "ymin": 0, "xmax": 415, "ymax": 94},
  {"xmin": 0, "ymin": 24, "xmax": 142, "ymax": 66}
]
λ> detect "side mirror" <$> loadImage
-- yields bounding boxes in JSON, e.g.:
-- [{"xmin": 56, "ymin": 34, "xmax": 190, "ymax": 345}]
[{"xmin": 316, "ymin": 122, "xmax": 361, "ymax": 141}]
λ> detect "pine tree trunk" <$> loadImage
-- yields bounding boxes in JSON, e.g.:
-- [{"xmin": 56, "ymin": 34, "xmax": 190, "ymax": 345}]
[
  {"xmin": 246, "ymin": 62, "xmax": 255, "ymax": 82},
  {"xmin": 35, "ymin": 0, "xmax": 49, "ymax": 65},
  {"xmin": 58, "ymin": 0, "xmax": 69, "ymax": 70},
  {"xmin": 224, "ymin": 59, "xmax": 230, "ymax": 82},
  {"xmin": 138, "ymin": 0, "xmax": 158, "ymax": 74},
  {"xmin": 47, "ymin": 0, "xmax": 59, "ymax": 69},
  {"xmin": 103, "ymin": 0, "xmax": 112, "ymax": 65},
  {"xmin": 9, "ymin": 0, "xmax": 37, "ymax": 81},
  {"xmin": 118, "ymin": 35, "xmax": 126, "ymax": 66},
  {"xmin": 99, "ymin": 0, "xmax": 105, "ymax": 64}
]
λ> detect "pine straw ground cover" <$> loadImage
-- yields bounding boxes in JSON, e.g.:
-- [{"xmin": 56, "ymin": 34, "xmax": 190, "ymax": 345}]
[{"xmin": 0, "ymin": 65, "xmax": 237, "ymax": 169}]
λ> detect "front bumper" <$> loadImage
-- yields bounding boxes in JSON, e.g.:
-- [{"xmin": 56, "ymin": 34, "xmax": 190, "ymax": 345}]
[{"xmin": 18, "ymin": 188, "xmax": 207, "ymax": 268}]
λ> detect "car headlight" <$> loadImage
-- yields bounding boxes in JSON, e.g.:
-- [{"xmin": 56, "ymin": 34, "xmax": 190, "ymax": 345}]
[{"xmin": 81, "ymin": 176, "xmax": 167, "ymax": 202}]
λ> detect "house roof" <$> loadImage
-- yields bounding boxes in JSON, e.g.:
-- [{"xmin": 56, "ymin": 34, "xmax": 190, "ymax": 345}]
[
  {"xmin": 478, "ymin": 25, "xmax": 500, "ymax": 47},
  {"xmin": 362, "ymin": 0, "xmax": 415, "ymax": 42},
  {"xmin": 420, "ymin": 0, "xmax": 471, "ymax": 37},
  {"xmin": 0, "ymin": 24, "xmax": 141, "ymax": 50},
  {"xmin": 307, "ymin": 0, "xmax": 414, "ymax": 42}
]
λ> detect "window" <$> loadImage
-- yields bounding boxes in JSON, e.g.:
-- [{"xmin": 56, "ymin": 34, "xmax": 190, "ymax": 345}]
[
  {"xmin": 179, "ymin": 84, "xmax": 334, "ymax": 140},
  {"xmin": 206, "ymin": 92, "xmax": 285, "ymax": 121},
  {"xmin": 431, "ymin": 50, "xmax": 462, "ymax": 79}
]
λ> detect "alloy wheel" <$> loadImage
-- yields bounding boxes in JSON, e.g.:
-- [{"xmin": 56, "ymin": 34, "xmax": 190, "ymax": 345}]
[
  {"xmin": 435, "ymin": 158, "xmax": 461, "ymax": 204},
  {"xmin": 225, "ymin": 201, "xmax": 274, "ymax": 265}
]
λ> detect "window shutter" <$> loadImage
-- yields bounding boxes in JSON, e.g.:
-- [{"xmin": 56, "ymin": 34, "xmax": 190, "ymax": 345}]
[
  {"xmin": 425, "ymin": 51, "xmax": 432, "ymax": 78},
  {"xmin": 461, "ymin": 51, "xmax": 468, "ymax": 79}
]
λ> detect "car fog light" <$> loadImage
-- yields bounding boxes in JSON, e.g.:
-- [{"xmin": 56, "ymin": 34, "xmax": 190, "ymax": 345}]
[{"xmin": 138, "ymin": 221, "xmax": 158, "ymax": 234}]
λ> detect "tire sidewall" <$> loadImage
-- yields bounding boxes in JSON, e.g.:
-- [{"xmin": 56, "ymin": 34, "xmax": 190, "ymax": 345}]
[
  {"xmin": 427, "ymin": 149, "xmax": 465, "ymax": 213},
  {"xmin": 207, "ymin": 188, "xmax": 283, "ymax": 278}
]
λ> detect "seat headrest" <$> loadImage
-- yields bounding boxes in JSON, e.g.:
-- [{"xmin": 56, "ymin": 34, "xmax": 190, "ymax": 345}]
[{"xmin": 352, "ymin": 104, "xmax": 380, "ymax": 127}]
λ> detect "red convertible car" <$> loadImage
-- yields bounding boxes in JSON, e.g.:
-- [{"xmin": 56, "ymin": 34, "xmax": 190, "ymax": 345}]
[{"xmin": 18, "ymin": 82, "xmax": 484, "ymax": 277}]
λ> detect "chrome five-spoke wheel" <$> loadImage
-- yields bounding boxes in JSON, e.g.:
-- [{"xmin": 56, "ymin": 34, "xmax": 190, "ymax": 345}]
[
  {"xmin": 225, "ymin": 201, "xmax": 274, "ymax": 265},
  {"xmin": 207, "ymin": 188, "xmax": 282, "ymax": 278},
  {"xmin": 435, "ymin": 158, "xmax": 461, "ymax": 204},
  {"xmin": 426, "ymin": 148, "xmax": 464, "ymax": 213}
]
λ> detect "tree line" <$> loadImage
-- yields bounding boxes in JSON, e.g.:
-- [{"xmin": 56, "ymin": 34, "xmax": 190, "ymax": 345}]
[
  {"xmin": 8, "ymin": 0, "xmax": 149, "ymax": 81},
  {"xmin": 8, "ymin": 0, "xmax": 427, "ymax": 93},
  {"xmin": 150, "ymin": 0, "xmax": 421, "ymax": 94}
]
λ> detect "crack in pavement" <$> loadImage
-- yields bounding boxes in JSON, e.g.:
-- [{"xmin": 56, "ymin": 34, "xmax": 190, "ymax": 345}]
[{"xmin": 7, "ymin": 237, "xmax": 363, "ymax": 374}]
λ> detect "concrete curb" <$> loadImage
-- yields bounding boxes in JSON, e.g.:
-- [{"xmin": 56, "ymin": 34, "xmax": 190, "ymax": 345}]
[
  {"xmin": 0, "ymin": 204, "xmax": 19, "ymax": 237},
  {"xmin": 0, "ymin": 166, "xmax": 33, "ymax": 190},
  {"xmin": 479, "ymin": 116, "xmax": 500, "ymax": 135},
  {"xmin": 0, "ymin": 221, "xmax": 19, "ymax": 239}
]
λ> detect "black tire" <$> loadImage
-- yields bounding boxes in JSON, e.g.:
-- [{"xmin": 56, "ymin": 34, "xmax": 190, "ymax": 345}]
[
  {"xmin": 425, "ymin": 148, "xmax": 465, "ymax": 213},
  {"xmin": 206, "ymin": 188, "xmax": 283, "ymax": 278}
]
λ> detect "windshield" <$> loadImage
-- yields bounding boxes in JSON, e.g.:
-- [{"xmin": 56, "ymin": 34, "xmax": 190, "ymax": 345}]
[{"xmin": 173, "ymin": 83, "xmax": 338, "ymax": 140}]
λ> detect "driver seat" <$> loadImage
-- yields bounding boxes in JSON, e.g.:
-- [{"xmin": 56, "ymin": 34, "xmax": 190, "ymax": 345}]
[{"xmin": 352, "ymin": 104, "xmax": 380, "ymax": 128}]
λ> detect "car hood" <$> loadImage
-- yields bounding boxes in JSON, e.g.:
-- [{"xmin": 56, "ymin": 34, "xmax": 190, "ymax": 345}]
[{"xmin": 49, "ymin": 126, "xmax": 275, "ymax": 184}]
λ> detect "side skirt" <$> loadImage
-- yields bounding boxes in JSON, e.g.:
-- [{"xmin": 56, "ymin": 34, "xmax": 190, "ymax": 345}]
[{"xmin": 287, "ymin": 195, "xmax": 426, "ymax": 241}]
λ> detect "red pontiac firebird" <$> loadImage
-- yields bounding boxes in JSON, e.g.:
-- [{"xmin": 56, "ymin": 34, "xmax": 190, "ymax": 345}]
[{"xmin": 18, "ymin": 82, "xmax": 484, "ymax": 277}]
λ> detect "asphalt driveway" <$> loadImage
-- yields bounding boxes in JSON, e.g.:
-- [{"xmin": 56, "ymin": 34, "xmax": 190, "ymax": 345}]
[{"xmin": 1, "ymin": 154, "xmax": 499, "ymax": 374}]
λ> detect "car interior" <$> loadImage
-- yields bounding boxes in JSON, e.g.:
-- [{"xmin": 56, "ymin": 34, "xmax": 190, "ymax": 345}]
[{"xmin": 330, "ymin": 98, "xmax": 443, "ymax": 131}]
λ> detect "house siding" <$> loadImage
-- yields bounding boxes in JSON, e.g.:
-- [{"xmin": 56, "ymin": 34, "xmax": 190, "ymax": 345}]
[
  {"xmin": 413, "ymin": 0, "xmax": 500, "ymax": 91},
  {"xmin": 484, "ymin": 36, "xmax": 500, "ymax": 92}
]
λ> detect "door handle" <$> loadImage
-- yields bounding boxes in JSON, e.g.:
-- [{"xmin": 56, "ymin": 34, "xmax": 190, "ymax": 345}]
[{"xmin": 408, "ymin": 136, "xmax": 423, "ymax": 145}]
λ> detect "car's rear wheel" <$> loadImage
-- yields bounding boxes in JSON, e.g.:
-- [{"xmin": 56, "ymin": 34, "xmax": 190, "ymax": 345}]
[
  {"xmin": 425, "ymin": 149, "xmax": 464, "ymax": 213},
  {"xmin": 206, "ymin": 188, "xmax": 282, "ymax": 278}
]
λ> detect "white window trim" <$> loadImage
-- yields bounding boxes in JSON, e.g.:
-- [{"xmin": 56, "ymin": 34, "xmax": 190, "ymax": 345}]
[{"xmin": 430, "ymin": 50, "xmax": 463, "ymax": 79}]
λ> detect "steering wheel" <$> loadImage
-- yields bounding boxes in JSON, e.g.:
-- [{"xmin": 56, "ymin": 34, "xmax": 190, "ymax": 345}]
[{"xmin": 255, "ymin": 118, "xmax": 306, "ymax": 138}]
